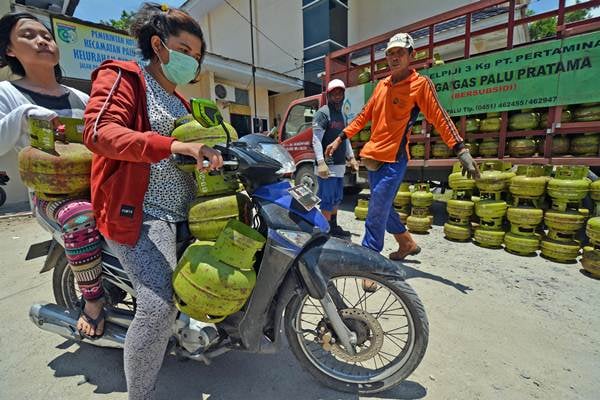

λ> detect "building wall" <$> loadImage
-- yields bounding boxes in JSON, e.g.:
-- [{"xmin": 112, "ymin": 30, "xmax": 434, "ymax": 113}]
[
  {"xmin": 269, "ymin": 89, "xmax": 304, "ymax": 128},
  {"xmin": 347, "ymin": 0, "xmax": 479, "ymax": 45},
  {"xmin": 191, "ymin": 0, "xmax": 303, "ymax": 79}
]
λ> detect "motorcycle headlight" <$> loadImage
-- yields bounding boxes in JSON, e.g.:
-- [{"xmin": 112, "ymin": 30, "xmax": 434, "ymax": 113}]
[{"xmin": 254, "ymin": 143, "xmax": 296, "ymax": 175}]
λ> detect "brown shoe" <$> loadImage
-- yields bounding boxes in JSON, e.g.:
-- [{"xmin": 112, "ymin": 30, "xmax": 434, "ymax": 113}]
[{"xmin": 389, "ymin": 232, "xmax": 421, "ymax": 261}]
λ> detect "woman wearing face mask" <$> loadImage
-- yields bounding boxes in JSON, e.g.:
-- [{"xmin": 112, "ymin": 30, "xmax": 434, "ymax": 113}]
[
  {"xmin": 82, "ymin": 3, "xmax": 222, "ymax": 399},
  {"xmin": 0, "ymin": 13, "xmax": 106, "ymax": 339}
]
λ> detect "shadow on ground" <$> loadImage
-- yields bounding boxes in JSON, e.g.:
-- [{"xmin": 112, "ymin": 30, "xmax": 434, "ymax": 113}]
[{"xmin": 48, "ymin": 340, "xmax": 427, "ymax": 399}]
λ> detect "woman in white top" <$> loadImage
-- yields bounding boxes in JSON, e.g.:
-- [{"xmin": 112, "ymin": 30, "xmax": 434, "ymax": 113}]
[{"xmin": 0, "ymin": 12, "xmax": 105, "ymax": 338}]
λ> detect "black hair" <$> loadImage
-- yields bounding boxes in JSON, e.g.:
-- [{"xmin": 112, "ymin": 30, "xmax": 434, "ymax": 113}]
[
  {"xmin": 0, "ymin": 12, "xmax": 62, "ymax": 81},
  {"xmin": 130, "ymin": 2, "xmax": 206, "ymax": 73}
]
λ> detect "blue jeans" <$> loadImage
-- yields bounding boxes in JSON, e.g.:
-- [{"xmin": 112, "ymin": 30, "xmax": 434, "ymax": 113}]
[{"xmin": 362, "ymin": 160, "xmax": 408, "ymax": 252}]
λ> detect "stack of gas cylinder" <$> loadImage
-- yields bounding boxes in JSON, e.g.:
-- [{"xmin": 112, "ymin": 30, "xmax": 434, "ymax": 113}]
[
  {"xmin": 409, "ymin": 123, "xmax": 425, "ymax": 159},
  {"xmin": 541, "ymin": 166, "xmax": 590, "ymax": 263},
  {"xmin": 473, "ymin": 161, "xmax": 515, "ymax": 248},
  {"xmin": 173, "ymin": 219, "xmax": 265, "ymax": 322},
  {"xmin": 393, "ymin": 183, "xmax": 412, "ymax": 224},
  {"xmin": 407, "ymin": 183, "xmax": 434, "ymax": 234},
  {"xmin": 18, "ymin": 118, "xmax": 92, "ymax": 201},
  {"xmin": 504, "ymin": 165, "xmax": 550, "ymax": 256},
  {"xmin": 171, "ymin": 115, "xmax": 246, "ymax": 241},
  {"xmin": 169, "ymin": 115, "xmax": 267, "ymax": 322},
  {"xmin": 350, "ymin": 124, "xmax": 371, "ymax": 159},
  {"xmin": 582, "ymin": 180, "xmax": 600, "ymax": 277},
  {"xmin": 444, "ymin": 162, "xmax": 475, "ymax": 241}
]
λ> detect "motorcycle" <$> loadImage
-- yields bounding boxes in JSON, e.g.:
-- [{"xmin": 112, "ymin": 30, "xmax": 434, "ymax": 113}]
[
  {"xmin": 26, "ymin": 100, "xmax": 428, "ymax": 394},
  {"xmin": 0, "ymin": 171, "xmax": 8, "ymax": 208}
]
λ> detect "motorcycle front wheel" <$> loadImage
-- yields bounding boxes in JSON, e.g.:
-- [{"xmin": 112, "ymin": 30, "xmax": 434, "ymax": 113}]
[{"xmin": 285, "ymin": 272, "xmax": 428, "ymax": 394}]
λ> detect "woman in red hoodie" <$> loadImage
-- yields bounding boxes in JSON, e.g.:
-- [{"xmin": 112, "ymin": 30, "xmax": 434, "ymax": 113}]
[{"xmin": 82, "ymin": 4, "xmax": 222, "ymax": 399}]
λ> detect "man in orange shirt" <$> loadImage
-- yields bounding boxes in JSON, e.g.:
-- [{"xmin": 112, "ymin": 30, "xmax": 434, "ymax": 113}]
[{"xmin": 327, "ymin": 33, "xmax": 479, "ymax": 264}]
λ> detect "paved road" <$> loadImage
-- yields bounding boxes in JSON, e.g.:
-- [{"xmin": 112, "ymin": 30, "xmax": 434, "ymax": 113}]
[{"xmin": 1, "ymin": 199, "xmax": 598, "ymax": 399}]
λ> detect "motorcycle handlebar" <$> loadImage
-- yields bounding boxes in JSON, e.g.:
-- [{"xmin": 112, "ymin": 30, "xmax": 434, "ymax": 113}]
[{"xmin": 171, "ymin": 154, "xmax": 239, "ymax": 170}]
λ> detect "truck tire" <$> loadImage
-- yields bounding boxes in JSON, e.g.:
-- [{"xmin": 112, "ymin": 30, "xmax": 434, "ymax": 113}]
[{"xmin": 295, "ymin": 164, "xmax": 319, "ymax": 194}]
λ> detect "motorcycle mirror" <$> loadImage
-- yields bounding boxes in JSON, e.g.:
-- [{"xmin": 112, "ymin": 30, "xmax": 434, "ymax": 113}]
[{"xmin": 190, "ymin": 98, "xmax": 232, "ymax": 148}]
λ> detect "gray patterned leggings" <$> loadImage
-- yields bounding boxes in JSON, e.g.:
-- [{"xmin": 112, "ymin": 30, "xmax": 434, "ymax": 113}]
[{"xmin": 106, "ymin": 215, "xmax": 178, "ymax": 400}]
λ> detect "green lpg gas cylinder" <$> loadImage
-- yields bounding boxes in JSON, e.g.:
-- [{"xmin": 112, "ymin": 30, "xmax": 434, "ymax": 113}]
[
  {"xmin": 569, "ymin": 134, "xmax": 600, "ymax": 156},
  {"xmin": 508, "ymin": 112, "xmax": 540, "ymax": 131},
  {"xmin": 473, "ymin": 228, "xmax": 505, "ymax": 248},
  {"xmin": 407, "ymin": 215, "xmax": 432, "ymax": 233},
  {"xmin": 537, "ymin": 135, "xmax": 570, "ymax": 156},
  {"xmin": 540, "ymin": 237, "xmax": 581, "ymax": 263},
  {"xmin": 411, "ymin": 184, "xmax": 433, "ymax": 208},
  {"xmin": 586, "ymin": 217, "xmax": 600, "ymax": 246},
  {"xmin": 359, "ymin": 129, "xmax": 371, "ymax": 142},
  {"xmin": 188, "ymin": 194, "xmax": 240, "ymax": 241},
  {"xmin": 479, "ymin": 139, "xmax": 499, "ymax": 157},
  {"xmin": 431, "ymin": 142, "xmax": 453, "ymax": 158},
  {"xmin": 476, "ymin": 161, "xmax": 514, "ymax": 193},
  {"xmin": 480, "ymin": 113, "xmax": 501, "ymax": 132},
  {"xmin": 18, "ymin": 143, "xmax": 91, "ymax": 200},
  {"xmin": 581, "ymin": 247, "xmax": 600, "ymax": 277},
  {"xmin": 447, "ymin": 199, "xmax": 475, "ymax": 219},
  {"xmin": 507, "ymin": 138, "xmax": 537, "ymax": 158},
  {"xmin": 412, "ymin": 124, "xmax": 422, "ymax": 135},
  {"xmin": 509, "ymin": 171, "xmax": 547, "ymax": 198},
  {"xmin": 504, "ymin": 232, "xmax": 540, "ymax": 256},
  {"xmin": 172, "ymin": 115, "xmax": 238, "ymax": 172},
  {"xmin": 410, "ymin": 144, "xmax": 425, "ymax": 159},
  {"xmin": 547, "ymin": 166, "xmax": 590, "ymax": 204},
  {"xmin": 475, "ymin": 200, "xmax": 507, "ymax": 230},
  {"xmin": 173, "ymin": 241, "xmax": 256, "ymax": 323},
  {"xmin": 540, "ymin": 110, "xmax": 572, "ymax": 128},
  {"xmin": 444, "ymin": 223, "xmax": 472, "ymax": 241},
  {"xmin": 573, "ymin": 105, "xmax": 600, "ymax": 122},
  {"xmin": 212, "ymin": 219, "xmax": 266, "ymax": 271},
  {"xmin": 448, "ymin": 162, "xmax": 476, "ymax": 191},
  {"xmin": 355, "ymin": 199, "xmax": 369, "ymax": 220},
  {"xmin": 591, "ymin": 180, "xmax": 600, "ymax": 202},
  {"xmin": 465, "ymin": 118, "xmax": 480, "ymax": 133},
  {"xmin": 394, "ymin": 183, "xmax": 412, "ymax": 208},
  {"xmin": 507, "ymin": 207, "xmax": 543, "ymax": 228},
  {"xmin": 544, "ymin": 210, "xmax": 587, "ymax": 234}
]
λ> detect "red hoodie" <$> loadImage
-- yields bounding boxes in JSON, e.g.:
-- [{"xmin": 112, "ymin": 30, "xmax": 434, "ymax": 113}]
[{"xmin": 83, "ymin": 60, "xmax": 190, "ymax": 245}]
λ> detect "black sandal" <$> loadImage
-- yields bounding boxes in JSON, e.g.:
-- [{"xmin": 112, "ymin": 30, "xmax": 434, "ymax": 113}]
[{"xmin": 78, "ymin": 299, "xmax": 107, "ymax": 339}]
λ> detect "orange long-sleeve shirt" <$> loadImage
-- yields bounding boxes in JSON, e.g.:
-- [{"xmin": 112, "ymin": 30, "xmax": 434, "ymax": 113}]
[{"xmin": 343, "ymin": 70, "xmax": 463, "ymax": 163}]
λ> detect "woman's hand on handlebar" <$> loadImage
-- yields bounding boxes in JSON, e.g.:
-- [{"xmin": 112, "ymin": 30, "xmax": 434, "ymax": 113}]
[{"xmin": 170, "ymin": 141, "xmax": 224, "ymax": 171}]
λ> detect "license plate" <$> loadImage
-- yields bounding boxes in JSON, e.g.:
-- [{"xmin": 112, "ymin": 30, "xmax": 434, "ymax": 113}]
[{"xmin": 288, "ymin": 184, "xmax": 321, "ymax": 211}]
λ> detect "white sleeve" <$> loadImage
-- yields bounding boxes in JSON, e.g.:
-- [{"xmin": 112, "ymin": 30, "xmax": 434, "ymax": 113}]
[
  {"xmin": 0, "ymin": 103, "xmax": 57, "ymax": 156},
  {"xmin": 345, "ymin": 138, "xmax": 354, "ymax": 159},
  {"xmin": 312, "ymin": 125, "xmax": 326, "ymax": 163}
]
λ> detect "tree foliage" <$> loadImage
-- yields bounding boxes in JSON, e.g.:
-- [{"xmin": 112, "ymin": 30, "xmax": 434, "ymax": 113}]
[
  {"xmin": 100, "ymin": 10, "xmax": 135, "ymax": 33},
  {"xmin": 527, "ymin": 2, "xmax": 593, "ymax": 41}
]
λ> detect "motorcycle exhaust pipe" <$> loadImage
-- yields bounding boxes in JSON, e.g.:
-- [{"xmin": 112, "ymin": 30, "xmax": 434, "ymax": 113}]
[{"xmin": 29, "ymin": 303, "xmax": 127, "ymax": 349}]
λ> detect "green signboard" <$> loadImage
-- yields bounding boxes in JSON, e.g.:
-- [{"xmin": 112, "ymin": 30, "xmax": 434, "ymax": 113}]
[{"xmin": 421, "ymin": 31, "xmax": 600, "ymax": 116}]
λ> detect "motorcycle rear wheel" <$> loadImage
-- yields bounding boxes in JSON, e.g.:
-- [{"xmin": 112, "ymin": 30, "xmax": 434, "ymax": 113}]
[
  {"xmin": 285, "ymin": 272, "xmax": 428, "ymax": 394},
  {"xmin": 0, "ymin": 186, "xmax": 6, "ymax": 208},
  {"xmin": 52, "ymin": 252, "xmax": 134, "ymax": 311}
]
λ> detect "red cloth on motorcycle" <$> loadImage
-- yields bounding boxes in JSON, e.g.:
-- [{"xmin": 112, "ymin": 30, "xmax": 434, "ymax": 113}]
[{"xmin": 83, "ymin": 60, "xmax": 190, "ymax": 246}]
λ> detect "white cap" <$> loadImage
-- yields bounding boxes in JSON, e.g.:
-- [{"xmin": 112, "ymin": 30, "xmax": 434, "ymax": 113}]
[
  {"xmin": 385, "ymin": 33, "xmax": 414, "ymax": 53},
  {"xmin": 327, "ymin": 79, "xmax": 346, "ymax": 92}
]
